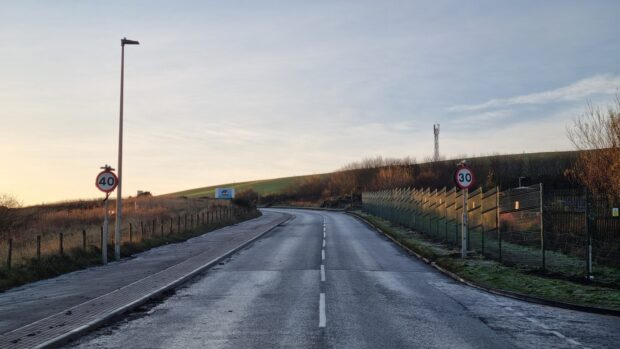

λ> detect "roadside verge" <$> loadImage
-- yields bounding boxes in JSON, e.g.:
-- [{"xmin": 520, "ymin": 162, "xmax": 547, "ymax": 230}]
[{"xmin": 347, "ymin": 211, "xmax": 620, "ymax": 317}]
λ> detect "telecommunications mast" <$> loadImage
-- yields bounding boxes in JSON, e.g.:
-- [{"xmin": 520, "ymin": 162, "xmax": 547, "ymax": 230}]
[{"xmin": 433, "ymin": 124, "xmax": 440, "ymax": 161}]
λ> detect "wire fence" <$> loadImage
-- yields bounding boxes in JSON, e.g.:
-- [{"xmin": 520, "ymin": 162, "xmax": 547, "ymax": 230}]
[
  {"xmin": 363, "ymin": 184, "xmax": 620, "ymax": 286},
  {"xmin": 0, "ymin": 204, "xmax": 256, "ymax": 270}
]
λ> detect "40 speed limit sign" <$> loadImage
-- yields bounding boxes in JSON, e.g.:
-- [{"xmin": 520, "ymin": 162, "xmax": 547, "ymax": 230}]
[
  {"xmin": 96, "ymin": 170, "xmax": 118, "ymax": 193},
  {"xmin": 455, "ymin": 165, "xmax": 475, "ymax": 190}
]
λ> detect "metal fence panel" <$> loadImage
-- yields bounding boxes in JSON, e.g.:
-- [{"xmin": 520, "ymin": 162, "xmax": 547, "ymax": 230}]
[{"xmin": 362, "ymin": 183, "xmax": 620, "ymax": 286}]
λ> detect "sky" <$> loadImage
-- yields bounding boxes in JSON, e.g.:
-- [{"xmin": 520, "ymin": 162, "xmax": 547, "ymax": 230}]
[{"xmin": 1, "ymin": 0, "xmax": 620, "ymax": 205}]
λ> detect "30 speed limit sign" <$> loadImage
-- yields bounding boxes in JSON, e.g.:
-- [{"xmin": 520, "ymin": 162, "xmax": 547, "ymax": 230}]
[
  {"xmin": 455, "ymin": 165, "xmax": 475, "ymax": 190},
  {"xmin": 96, "ymin": 170, "xmax": 118, "ymax": 193}
]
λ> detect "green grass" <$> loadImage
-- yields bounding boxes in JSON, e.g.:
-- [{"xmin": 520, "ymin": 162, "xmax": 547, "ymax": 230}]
[
  {"xmin": 0, "ymin": 210, "xmax": 260, "ymax": 293},
  {"xmin": 354, "ymin": 211, "xmax": 620, "ymax": 311},
  {"xmin": 169, "ymin": 175, "xmax": 310, "ymax": 198}
]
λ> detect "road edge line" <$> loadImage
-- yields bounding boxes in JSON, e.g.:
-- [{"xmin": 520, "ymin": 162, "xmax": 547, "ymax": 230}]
[
  {"xmin": 346, "ymin": 211, "xmax": 620, "ymax": 318},
  {"xmin": 32, "ymin": 213, "xmax": 294, "ymax": 349}
]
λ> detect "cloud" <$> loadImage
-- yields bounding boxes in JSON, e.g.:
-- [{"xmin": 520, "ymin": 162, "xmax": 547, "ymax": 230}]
[
  {"xmin": 452, "ymin": 110, "xmax": 513, "ymax": 126},
  {"xmin": 448, "ymin": 74, "xmax": 620, "ymax": 112}
]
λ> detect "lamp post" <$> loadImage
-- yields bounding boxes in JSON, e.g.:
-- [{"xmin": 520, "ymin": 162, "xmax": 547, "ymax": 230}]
[{"xmin": 115, "ymin": 37, "xmax": 139, "ymax": 261}]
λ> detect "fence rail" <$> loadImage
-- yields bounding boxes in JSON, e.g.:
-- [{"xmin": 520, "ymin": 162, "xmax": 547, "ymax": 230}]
[
  {"xmin": 363, "ymin": 184, "xmax": 620, "ymax": 286},
  {"xmin": 1, "ymin": 206, "xmax": 255, "ymax": 269}
]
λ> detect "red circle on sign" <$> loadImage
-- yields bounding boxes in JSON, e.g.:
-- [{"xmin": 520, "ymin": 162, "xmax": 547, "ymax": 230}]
[
  {"xmin": 454, "ymin": 165, "xmax": 475, "ymax": 190},
  {"xmin": 95, "ymin": 170, "xmax": 119, "ymax": 193}
]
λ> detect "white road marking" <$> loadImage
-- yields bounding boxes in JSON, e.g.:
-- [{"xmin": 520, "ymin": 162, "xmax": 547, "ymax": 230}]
[
  {"xmin": 525, "ymin": 317, "xmax": 549, "ymax": 330},
  {"xmin": 319, "ymin": 293, "xmax": 326, "ymax": 327},
  {"xmin": 518, "ymin": 312, "xmax": 584, "ymax": 347},
  {"xmin": 321, "ymin": 264, "xmax": 325, "ymax": 282},
  {"xmin": 322, "ymin": 249, "xmax": 325, "ymax": 260},
  {"xmin": 550, "ymin": 331, "xmax": 566, "ymax": 339},
  {"xmin": 322, "ymin": 239, "xmax": 326, "ymax": 248}
]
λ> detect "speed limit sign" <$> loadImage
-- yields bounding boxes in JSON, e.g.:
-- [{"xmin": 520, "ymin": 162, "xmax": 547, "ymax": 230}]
[
  {"xmin": 96, "ymin": 170, "xmax": 118, "ymax": 193},
  {"xmin": 455, "ymin": 165, "xmax": 475, "ymax": 190}
]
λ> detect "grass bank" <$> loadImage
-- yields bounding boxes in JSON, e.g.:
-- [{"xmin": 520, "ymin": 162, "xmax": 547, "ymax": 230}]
[
  {"xmin": 353, "ymin": 211, "xmax": 620, "ymax": 312},
  {"xmin": 0, "ymin": 209, "xmax": 260, "ymax": 292},
  {"xmin": 171, "ymin": 175, "xmax": 311, "ymax": 198}
]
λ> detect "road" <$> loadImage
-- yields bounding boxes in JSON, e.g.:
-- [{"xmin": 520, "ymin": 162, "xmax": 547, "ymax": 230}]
[{"xmin": 69, "ymin": 209, "xmax": 620, "ymax": 349}]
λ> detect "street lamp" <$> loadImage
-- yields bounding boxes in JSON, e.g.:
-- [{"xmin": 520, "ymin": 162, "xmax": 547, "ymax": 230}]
[{"xmin": 115, "ymin": 37, "xmax": 139, "ymax": 260}]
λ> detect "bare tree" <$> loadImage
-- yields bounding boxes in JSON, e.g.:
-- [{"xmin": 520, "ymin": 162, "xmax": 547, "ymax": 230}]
[
  {"xmin": 0, "ymin": 193, "xmax": 21, "ymax": 209},
  {"xmin": 567, "ymin": 96, "xmax": 620, "ymax": 199},
  {"xmin": 0, "ymin": 193, "xmax": 22, "ymax": 233}
]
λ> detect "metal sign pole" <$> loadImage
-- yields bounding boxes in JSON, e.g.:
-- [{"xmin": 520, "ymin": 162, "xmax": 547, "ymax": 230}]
[
  {"xmin": 96, "ymin": 165, "xmax": 117, "ymax": 265},
  {"xmin": 103, "ymin": 195, "xmax": 109, "ymax": 264},
  {"xmin": 455, "ymin": 161, "xmax": 473, "ymax": 259},
  {"xmin": 462, "ymin": 188, "xmax": 468, "ymax": 258}
]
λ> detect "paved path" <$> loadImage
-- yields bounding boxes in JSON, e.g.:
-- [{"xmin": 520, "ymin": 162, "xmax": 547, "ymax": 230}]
[
  {"xmin": 68, "ymin": 209, "xmax": 620, "ymax": 349},
  {"xmin": 0, "ymin": 211, "xmax": 290, "ymax": 348}
]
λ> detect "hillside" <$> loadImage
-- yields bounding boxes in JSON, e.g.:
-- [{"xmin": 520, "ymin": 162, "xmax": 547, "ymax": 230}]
[
  {"xmin": 170, "ymin": 175, "xmax": 311, "ymax": 198},
  {"xmin": 168, "ymin": 150, "xmax": 580, "ymax": 202}
]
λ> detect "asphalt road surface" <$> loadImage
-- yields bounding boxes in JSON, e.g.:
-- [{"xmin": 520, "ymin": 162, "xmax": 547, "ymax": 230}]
[{"xmin": 69, "ymin": 209, "xmax": 620, "ymax": 349}]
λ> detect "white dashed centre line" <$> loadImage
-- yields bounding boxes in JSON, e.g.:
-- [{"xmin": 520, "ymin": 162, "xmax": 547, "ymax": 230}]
[
  {"xmin": 319, "ymin": 293, "xmax": 326, "ymax": 327},
  {"xmin": 320, "ymin": 217, "xmax": 327, "ymax": 328}
]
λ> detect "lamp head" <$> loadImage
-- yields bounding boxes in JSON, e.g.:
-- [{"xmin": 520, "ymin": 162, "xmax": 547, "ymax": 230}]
[{"xmin": 121, "ymin": 37, "xmax": 140, "ymax": 46}]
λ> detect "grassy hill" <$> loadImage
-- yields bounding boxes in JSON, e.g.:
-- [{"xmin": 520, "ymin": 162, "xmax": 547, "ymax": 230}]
[
  {"xmin": 170, "ymin": 175, "xmax": 310, "ymax": 198},
  {"xmin": 168, "ymin": 150, "xmax": 580, "ymax": 200}
]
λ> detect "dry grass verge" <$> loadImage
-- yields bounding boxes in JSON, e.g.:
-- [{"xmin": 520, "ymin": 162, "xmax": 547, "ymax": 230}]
[{"xmin": 0, "ymin": 207, "xmax": 259, "ymax": 292}]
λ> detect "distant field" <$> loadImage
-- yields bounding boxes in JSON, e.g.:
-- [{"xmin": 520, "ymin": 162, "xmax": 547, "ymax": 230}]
[{"xmin": 170, "ymin": 175, "xmax": 310, "ymax": 198}]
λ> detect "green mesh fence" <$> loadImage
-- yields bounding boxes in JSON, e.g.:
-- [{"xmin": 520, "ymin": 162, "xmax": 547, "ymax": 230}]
[{"xmin": 362, "ymin": 184, "xmax": 620, "ymax": 286}]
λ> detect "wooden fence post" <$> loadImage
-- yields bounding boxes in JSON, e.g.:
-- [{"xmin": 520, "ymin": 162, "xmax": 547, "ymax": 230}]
[
  {"xmin": 177, "ymin": 215, "xmax": 181, "ymax": 233},
  {"xmin": 152, "ymin": 220, "xmax": 156, "ymax": 234},
  {"xmin": 481, "ymin": 189, "xmax": 485, "ymax": 256},
  {"xmin": 160, "ymin": 220, "xmax": 164, "ymax": 237},
  {"xmin": 540, "ymin": 183, "xmax": 545, "ymax": 270},
  {"xmin": 82, "ymin": 229, "xmax": 87, "ymax": 250},
  {"xmin": 497, "ymin": 186, "xmax": 502, "ymax": 263},
  {"xmin": 141, "ymin": 221, "xmax": 144, "ymax": 238},
  {"xmin": 59, "ymin": 233, "xmax": 64, "ymax": 256},
  {"xmin": 129, "ymin": 223, "xmax": 133, "ymax": 243},
  {"xmin": 6, "ymin": 238, "xmax": 12, "ymax": 270},
  {"xmin": 36, "ymin": 235, "xmax": 41, "ymax": 260}
]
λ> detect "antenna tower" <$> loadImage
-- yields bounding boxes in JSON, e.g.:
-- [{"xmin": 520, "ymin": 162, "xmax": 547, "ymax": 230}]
[{"xmin": 433, "ymin": 124, "xmax": 440, "ymax": 161}]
